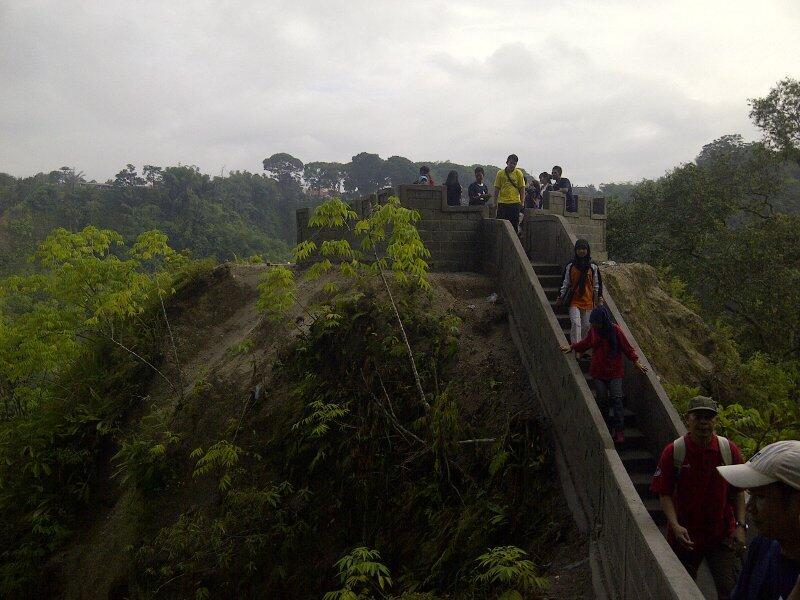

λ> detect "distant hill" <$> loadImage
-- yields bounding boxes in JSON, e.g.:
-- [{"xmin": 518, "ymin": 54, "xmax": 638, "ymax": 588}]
[{"xmin": 0, "ymin": 166, "xmax": 297, "ymax": 275}]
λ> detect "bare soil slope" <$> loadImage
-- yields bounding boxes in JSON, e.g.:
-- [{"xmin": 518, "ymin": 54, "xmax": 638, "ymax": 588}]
[
  {"xmin": 602, "ymin": 263, "xmax": 714, "ymax": 387},
  {"xmin": 57, "ymin": 266, "xmax": 591, "ymax": 599}
]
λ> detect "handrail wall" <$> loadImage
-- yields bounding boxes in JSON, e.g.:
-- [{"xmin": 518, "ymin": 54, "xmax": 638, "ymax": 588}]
[{"xmin": 481, "ymin": 217, "xmax": 700, "ymax": 599}]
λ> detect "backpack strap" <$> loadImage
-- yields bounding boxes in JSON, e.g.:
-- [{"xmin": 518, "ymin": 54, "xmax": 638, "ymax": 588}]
[
  {"xmin": 673, "ymin": 436, "xmax": 686, "ymax": 472},
  {"xmin": 505, "ymin": 169, "xmax": 522, "ymax": 191},
  {"xmin": 674, "ymin": 435, "xmax": 732, "ymax": 473},
  {"xmin": 717, "ymin": 435, "xmax": 732, "ymax": 466},
  {"xmin": 593, "ymin": 262, "xmax": 604, "ymax": 297}
]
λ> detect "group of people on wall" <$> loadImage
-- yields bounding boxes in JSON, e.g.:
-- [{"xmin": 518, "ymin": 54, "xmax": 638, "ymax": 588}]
[
  {"xmin": 553, "ymin": 236, "xmax": 799, "ymax": 598},
  {"xmin": 413, "ymin": 154, "xmax": 576, "ymax": 225}
]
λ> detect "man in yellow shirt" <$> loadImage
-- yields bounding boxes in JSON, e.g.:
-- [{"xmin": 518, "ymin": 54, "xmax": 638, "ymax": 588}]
[{"xmin": 493, "ymin": 154, "xmax": 525, "ymax": 229}]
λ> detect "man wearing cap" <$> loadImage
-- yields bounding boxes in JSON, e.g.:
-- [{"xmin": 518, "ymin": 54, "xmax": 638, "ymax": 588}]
[
  {"xmin": 650, "ymin": 396, "xmax": 746, "ymax": 599},
  {"xmin": 717, "ymin": 440, "xmax": 800, "ymax": 600}
]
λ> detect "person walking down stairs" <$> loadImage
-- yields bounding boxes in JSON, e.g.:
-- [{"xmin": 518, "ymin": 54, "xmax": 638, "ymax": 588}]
[
  {"xmin": 555, "ymin": 239, "xmax": 601, "ymax": 355},
  {"xmin": 652, "ymin": 396, "xmax": 747, "ymax": 600},
  {"xmin": 560, "ymin": 306, "xmax": 647, "ymax": 443}
]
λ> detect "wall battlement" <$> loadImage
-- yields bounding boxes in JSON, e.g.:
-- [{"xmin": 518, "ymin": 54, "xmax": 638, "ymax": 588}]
[{"xmin": 295, "ymin": 185, "xmax": 607, "ymax": 266}]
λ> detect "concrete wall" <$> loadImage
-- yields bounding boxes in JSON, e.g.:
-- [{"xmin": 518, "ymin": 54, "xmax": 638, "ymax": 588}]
[
  {"xmin": 396, "ymin": 185, "xmax": 487, "ymax": 271},
  {"xmin": 529, "ymin": 191, "xmax": 607, "ymax": 260},
  {"xmin": 295, "ymin": 186, "xmax": 488, "ymax": 272},
  {"xmin": 480, "ymin": 217, "xmax": 700, "ymax": 599},
  {"xmin": 297, "ymin": 188, "xmax": 605, "ymax": 268},
  {"xmin": 523, "ymin": 214, "xmax": 687, "ymax": 460}
]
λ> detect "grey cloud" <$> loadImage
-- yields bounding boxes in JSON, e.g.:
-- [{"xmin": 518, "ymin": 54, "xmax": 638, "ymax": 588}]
[{"xmin": 0, "ymin": 0, "xmax": 796, "ymax": 185}]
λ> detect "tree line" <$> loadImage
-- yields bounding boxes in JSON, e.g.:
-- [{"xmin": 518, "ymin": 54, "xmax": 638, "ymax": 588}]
[{"xmin": 605, "ymin": 78, "xmax": 800, "ymax": 454}]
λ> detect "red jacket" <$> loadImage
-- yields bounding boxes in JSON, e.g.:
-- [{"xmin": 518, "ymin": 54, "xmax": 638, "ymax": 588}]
[
  {"xmin": 570, "ymin": 324, "xmax": 638, "ymax": 380},
  {"xmin": 650, "ymin": 434, "xmax": 743, "ymax": 548}
]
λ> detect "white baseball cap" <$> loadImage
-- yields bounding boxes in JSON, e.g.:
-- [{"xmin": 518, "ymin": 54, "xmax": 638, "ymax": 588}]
[{"xmin": 717, "ymin": 440, "xmax": 800, "ymax": 490}]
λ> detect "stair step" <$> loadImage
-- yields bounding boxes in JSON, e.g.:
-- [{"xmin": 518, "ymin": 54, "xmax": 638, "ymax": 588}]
[
  {"xmin": 630, "ymin": 472, "xmax": 655, "ymax": 497},
  {"xmin": 537, "ymin": 274, "xmax": 563, "ymax": 288},
  {"xmin": 531, "ymin": 262, "xmax": 561, "ymax": 276},
  {"xmin": 614, "ymin": 427, "xmax": 646, "ymax": 451},
  {"xmin": 590, "ymin": 404, "xmax": 638, "ymax": 426},
  {"xmin": 542, "ymin": 287, "xmax": 560, "ymax": 300},
  {"xmin": 549, "ymin": 301, "xmax": 569, "ymax": 315},
  {"xmin": 643, "ymin": 497, "xmax": 667, "ymax": 526},
  {"xmin": 619, "ymin": 448, "xmax": 655, "ymax": 471}
]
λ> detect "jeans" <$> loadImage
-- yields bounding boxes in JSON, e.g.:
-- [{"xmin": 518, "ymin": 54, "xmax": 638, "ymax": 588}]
[
  {"xmin": 595, "ymin": 378, "xmax": 624, "ymax": 430},
  {"xmin": 568, "ymin": 305, "xmax": 591, "ymax": 344}
]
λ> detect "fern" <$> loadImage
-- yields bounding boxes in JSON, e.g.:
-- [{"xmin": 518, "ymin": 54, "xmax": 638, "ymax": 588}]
[
  {"xmin": 474, "ymin": 546, "xmax": 549, "ymax": 596},
  {"xmin": 323, "ymin": 547, "xmax": 393, "ymax": 600},
  {"xmin": 191, "ymin": 440, "xmax": 242, "ymax": 491},
  {"xmin": 293, "ymin": 399, "xmax": 350, "ymax": 440}
]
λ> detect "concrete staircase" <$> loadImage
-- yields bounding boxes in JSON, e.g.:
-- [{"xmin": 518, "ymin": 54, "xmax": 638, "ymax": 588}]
[{"xmin": 532, "ymin": 262, "xmax": 667, "ymax": 529}]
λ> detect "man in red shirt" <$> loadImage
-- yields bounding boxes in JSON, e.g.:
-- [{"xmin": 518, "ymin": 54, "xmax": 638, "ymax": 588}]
[{"xmin": 650, "ymin": 396, "xmax": 747, "ymax": 599}]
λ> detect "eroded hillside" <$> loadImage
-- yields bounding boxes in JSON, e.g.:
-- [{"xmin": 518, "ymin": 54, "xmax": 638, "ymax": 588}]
[
  {"xmin": 602, "ymin": 263, "xmax": 715, "ymax": 387},
  {"xmin": 53, "ymin": 265, "xmax": 591, "ymax": 599}
]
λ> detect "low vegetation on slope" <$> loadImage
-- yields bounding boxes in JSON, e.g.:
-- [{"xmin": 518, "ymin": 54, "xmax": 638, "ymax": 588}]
[
  {"xmin": 0, "ymin": 200, "xmax": 586, "ymax": 598},
  {"xmin": 119, "ymin": 271, "xmax": 575, "ymax": 599},
  {"xmin": 603, "ymin": 262, "xmax": 799, "ymax": 457}
]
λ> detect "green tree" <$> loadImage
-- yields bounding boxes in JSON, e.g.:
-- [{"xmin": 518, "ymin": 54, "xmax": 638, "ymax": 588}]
[
  {"xmin": 304, "ymin": 161, "xmax": 344, "ymax": 196},
  {"xmin": 345, "ymin": 152, "xmax": 389, "ymax": 196},
  {"xmin": 749, "ymin": 77, "xmax": 800, "ymax": 164},
  {"xmin": 114, "ymin": 164, "xmax": 145, "ymax": 187},
  {"xmin": 473, "ymin": 546, "xmax": 549, "ymax": 599},
  {"xmin": 261, "ymin": 196, "xmax": 431, "ymax": 406},
  {"xmin": 142, "ymin": 164, "xmax": 164, "ymax": 186},
  {"xmin": 263, "ymin": 152, "xmax": 304, "ymax": 184},
  {"xmin": 0, "ymin": 226, "xmax": 182, "ymax": 417},
  {"xmin": 323, "ymin": 547, "xmax": 393, "ymax": 600}
]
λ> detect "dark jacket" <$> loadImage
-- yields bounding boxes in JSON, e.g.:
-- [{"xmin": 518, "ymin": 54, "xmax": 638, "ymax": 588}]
[{"xmin": 732, "ymin": 536, "xmax": 800, "ymax": 600}]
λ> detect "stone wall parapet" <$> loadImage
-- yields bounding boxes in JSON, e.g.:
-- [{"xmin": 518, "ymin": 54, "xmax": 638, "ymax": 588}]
[{"xmin": 480, "ymin": 217, "xmax": 701, "ymax": 599}]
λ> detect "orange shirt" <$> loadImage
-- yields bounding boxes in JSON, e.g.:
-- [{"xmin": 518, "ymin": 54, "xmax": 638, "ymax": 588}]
[{"xmin": 569, "ymin": 265, "xmax": 594, "ymax": 310}]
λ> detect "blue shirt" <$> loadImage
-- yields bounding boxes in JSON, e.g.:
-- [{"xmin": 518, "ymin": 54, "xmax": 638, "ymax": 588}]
[
  {"xmin": 555, "ymin": 177, "xmax": 576, "ymax": 212},
  {"xmin": 732, "ymin": 536, "xmax": 800, "ymax": 600}
]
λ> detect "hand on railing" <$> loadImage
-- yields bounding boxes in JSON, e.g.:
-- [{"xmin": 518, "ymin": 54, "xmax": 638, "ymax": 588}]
[
  {"xmin": 560, "ymin": 345, "xmax": 572, "ymax": 354},
  {"xmin": 635, "ymin": 361, "xmax": 649, "ymax": 373}
]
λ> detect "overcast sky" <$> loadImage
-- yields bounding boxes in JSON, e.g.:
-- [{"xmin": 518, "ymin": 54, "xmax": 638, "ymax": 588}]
[{"xmin": 1, "ymin": 0, "xmax": 798, "ymax": 185}]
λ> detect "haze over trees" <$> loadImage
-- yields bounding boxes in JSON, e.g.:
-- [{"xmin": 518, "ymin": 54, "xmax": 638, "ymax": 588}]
[{"xmin": 0, "ymin": 154, "xmax": 513, "ymax": 278}]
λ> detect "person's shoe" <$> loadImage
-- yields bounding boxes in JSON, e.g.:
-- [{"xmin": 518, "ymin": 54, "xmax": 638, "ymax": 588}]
[{"xmin": 612, "ymin": 428, "xmax": 625, "ymax": 444}]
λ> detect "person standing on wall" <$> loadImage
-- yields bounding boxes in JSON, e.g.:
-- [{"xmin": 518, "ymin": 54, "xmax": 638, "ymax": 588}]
[
  {"xmin": 555, "ymin": 239, "xmax": 600, "ymax": 351},
  {"xmin": 493, "ymin": 154, "xmax": 525, "ymax": 230},
  {"xmin": 539, "ymin": 171, "xmax": 553, "ymax": 192},
  {"xmin": 415, "ymin": 165, "xmax": 435, "ymax": 186},
  {"xmin": 551, "ymin": 165, "xmax": 575, "ymax": 212},
  {"xmin": 468, "ymin": 167, "xmax": 492, "ymax": 205},
  {"xmin": 650, "ymin": 396, "xmax": 747, "ymax": 599},
  {"xmin": 444, "ymin": 170, "xmax": 462, "ymax": 206},
  {"xmin": 536, "ymin": 171, "xmax": 552, "ymax": 209},
  {"xmin": 524, "ymin": 175, "xmax": 541, "ymax": 209},
  {"xmin": 716, "ymin": 440, "xmax": 800, "ymax": 600}
]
